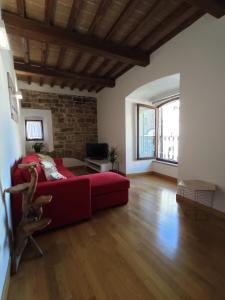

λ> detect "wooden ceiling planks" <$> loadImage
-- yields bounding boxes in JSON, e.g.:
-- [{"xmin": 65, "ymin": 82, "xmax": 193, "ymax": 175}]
[
  {"xmin": 78, "ymin": 0, "xmax": 113, "ymax": 77},
  {"xmin": 25, "ymin": 0, "xmax": 45, "ymax": 22},
  {"xmin": 9, "ymin": 34, "xmax": 24, "ymax": 58},
  {"xmin": 16, "ymin": 0, "xmax": 30, "ymax": 84},
  {"xmin": 29, "ymin": 40, "xmax": 42, "ymax": 63},
  {"xmin": 42, "ymin": 0, "xmax": 57, "ymax": 86},
  {"xmin": 147, "ymin": 9, "xmax": 205, "ymax": 54},
  {"xmin": 92, "ymin": 0, "xmax": 182, "ymax": 81},
  {"xmin": 56, "ymin": 0, "xmax": 83, "ymax": 73},
  {"xmin": 104, "ymin": 0, "xmax": 140, "ymax": 41},
  {"xmin": 2, "ymin": 0, "xmax": 221, "ymax": 92},
  {"xmin": 14, "ymin": 60, "xmax": 115, "ymax": 87},
  {"xmin": 84, "ymin": 0, "xmax": 142, "ymax": 85},
  {"xmin": 45, "ymin": 0, "xmax": 57, "ymax": 25},
  {"xmin": 137, "ymin": 2, "xmax": 194, "ymax": 49},
  {"xmin": 2, "ymin": 0, "xmax": 17, "ymax": 13},
  {"xmin": 122, "ymin": 0, "xmax": 182, "ymax": 47}
]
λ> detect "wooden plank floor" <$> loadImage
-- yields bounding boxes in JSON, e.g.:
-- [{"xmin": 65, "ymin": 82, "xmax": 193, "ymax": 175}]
[{"xmin": 8, "ymin": 175, "xmax": 225, "ymax": 300}]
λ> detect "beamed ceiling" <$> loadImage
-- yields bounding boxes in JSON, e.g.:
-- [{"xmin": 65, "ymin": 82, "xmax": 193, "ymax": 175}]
[{"xmin": 2, "ymin": 0, "xmax": 225, "ymax": 93}]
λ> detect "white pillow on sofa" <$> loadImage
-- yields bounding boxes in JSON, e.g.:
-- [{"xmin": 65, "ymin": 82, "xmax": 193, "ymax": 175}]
[{"xmin": 41, "ymin": 160, "xmax": 66, "ymax": 181}]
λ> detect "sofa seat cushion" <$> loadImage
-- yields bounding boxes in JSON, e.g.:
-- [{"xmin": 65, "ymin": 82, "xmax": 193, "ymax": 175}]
[
  {"xmin": 57, "ymin": 165, "xmax": 77, "ymax": 179},
  {"xmin": 83, "ymin": 172, "xmax": 130, "ymax": 196}
]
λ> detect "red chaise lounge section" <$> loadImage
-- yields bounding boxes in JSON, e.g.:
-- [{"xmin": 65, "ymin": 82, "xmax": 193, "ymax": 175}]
[
  {"xmin": 11, "ymin": 154, "xmax": 130, "ymax": 231},
  {"xmin": 82, "ymin": 172, "xmax": 129, "ymax": 212}
]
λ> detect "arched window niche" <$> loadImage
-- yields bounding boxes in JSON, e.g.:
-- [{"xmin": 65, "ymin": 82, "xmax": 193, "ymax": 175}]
[{"xmin": 137, "ymin": 96, "xmax": 180, "ymax": 164}]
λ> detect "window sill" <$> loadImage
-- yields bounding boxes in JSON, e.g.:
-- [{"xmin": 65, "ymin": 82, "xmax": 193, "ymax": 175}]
[{"xmin": 153, "ymin": 160, "xmax": 178, "ymax": 167}]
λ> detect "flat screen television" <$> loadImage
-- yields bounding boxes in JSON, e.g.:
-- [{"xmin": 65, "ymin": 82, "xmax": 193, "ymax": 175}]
[{"xmin": 86, "ymin": 143, "xmax": 108, "ymax": 160}]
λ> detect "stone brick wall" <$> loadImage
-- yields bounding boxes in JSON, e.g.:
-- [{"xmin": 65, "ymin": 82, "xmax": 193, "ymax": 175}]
[{"xmin": 21, "ymin": 90, "xmax": 97, "ymax": 160}]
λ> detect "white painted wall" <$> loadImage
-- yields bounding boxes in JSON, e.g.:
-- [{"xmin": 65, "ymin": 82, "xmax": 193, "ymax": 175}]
[
  {"xmin": 152, "ymin": 161, "xmax": 178, "ymax": 178},
  {"xmin": 20, "ymin": 108, "xmax": 54, "ymax": 154},
  {"xmin": 98, "ymin": 15, "xmax": 225, "ymax": 212},
  {"xmin": 98, "ymin": 86, "xmax": 126, "ymax": 171},
  {"xmin": 127, "ymin": 74, "xmax": 180, "ymax": 102},
  {"xmin": 0, "ymin": 16, "xmax": 22, "ymax": 298}
]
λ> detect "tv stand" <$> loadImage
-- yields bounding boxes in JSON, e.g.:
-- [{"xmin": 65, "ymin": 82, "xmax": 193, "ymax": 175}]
[{"xmin": 85, "ymin": 158, "xmax": 111, "ymax": 173}]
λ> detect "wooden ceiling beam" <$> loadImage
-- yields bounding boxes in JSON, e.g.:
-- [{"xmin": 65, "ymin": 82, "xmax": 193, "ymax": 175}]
[
  {"xmin": 104, "ymin": 0, "xmax": 140, "ymax": 40},
  {"xmin": 21, "ymin": 37, "xmax": 29, "ymax": 64},
  {"xmin": 70, "ymin": 82, "xmax": 78, "ymax": 90},
  {"xmin": 27, "ymin": 75, "xmax": 32, "ymax": 85},
  {"xmin": 16, "ymin": 0, "xmax": 25, "ymax": 16},
  {"xmin": 50, "ymin": 80, "xmax": 56, "ymax": 87},
  {"xmin": 16, "ymin": 0, "xmax": 30, "ymax": 65},
  {"xmin": 82, "ymin": 55, "xmax": 98, "ymax": 74},
  {"xmin": 148, "ymin": 10, "xmax": 205, "ymax": 54},
  {"xmin": 14, "ymin": 61, "xmax": 115, "ymax": 87},
  {"xmin": 60, "ymin": 81, "xmax": 67, "ymax": 89},
  {"xmin": 67, "ymin": 0, "xmax": 83, "ymax": 29},
  {"xmin": 81, "ymin": 0, "xmax": 112, "ymax": 74},
  {"xmin": 96, "ymin": 86, "xmax": 104, "ymax": 93},
  {"xmin": 2, "ymin": 11, "xmax": 149, "ymax": 67},
  {"xmin": 41, "ymin": 0, "xmax": 57, "ymax": 86},
  {"xmin": 88, "ymin": 85, "xmax": 96, "ymax": 92},
  {"xmin": 112, "ymin": 8, "xmax": 205, "ymax": 82},
  {"xmin": 91, "ymin": 0, "xmax": 146, "ymax": 80},
  {"xmin": 45, "ymin": 0, "xmax": 57, "ymax": 25},
  {"xmin": 56, "ymin": 0, "xmax": 83, "ymax": 69},
  {"xmin": 56, "ymin": 47, "xmax": 67, "ymax": 68},
  {"xmin": 70, "ymin": 51, "xmax": 83, "ymax": 71},
  {"xmin": 103, "ymin": 62, "xmax": 121, "ymax": 78},
  {"xmin": 94, "ymin": 58, "xmax": 111, "ymax": 75},
  {"xmin": 113, "ymin": 64, "xmax": 132, "ymax": 79},
  {"xmin": 41, "ymin": 42, "xmax": 48, "ymax": 66},
  {"xmin": 88, "ymin": 0, "xmax": 112, "ymax": 33},
  {"xmin": 79, "ymin": 84, "xmax": 87, "ymax": 91},
  {"xmin": 183, "ymin": 0, "xmax": 225, "ymax": 18},
  {"xmin": 137, "ymin": 3, "xmax": 192, "ymax": 48},
  {"xmin": 122, "ymin": 0, "xmax": 163, "ymax": 44},
  {"xmin": 39, "ymin": 77, "xmax": 44, "ymax": 86}
]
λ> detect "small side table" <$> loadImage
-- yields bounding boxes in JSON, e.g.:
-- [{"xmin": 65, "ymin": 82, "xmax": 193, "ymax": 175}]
[{"xmin": 178, "ymin": 180, "xmax": 216, "ymax": 207}]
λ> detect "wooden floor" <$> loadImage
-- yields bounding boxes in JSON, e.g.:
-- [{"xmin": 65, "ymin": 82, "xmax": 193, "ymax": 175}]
[{"xmin": 8, "ymin": 175, "xmax": 225, "ymax": 300}]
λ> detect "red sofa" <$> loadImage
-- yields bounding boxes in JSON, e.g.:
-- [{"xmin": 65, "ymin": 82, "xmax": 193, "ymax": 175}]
[{"xmin": 11, "ymin": 154, "xmax": 130, "ymax": 231}]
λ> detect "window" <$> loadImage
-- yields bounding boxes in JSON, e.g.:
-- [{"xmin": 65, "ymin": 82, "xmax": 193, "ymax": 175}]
[
  {"xmin": 157, "ymin": 100, "xmax": 179, "ymax": 163},
  {"xmin": 137, "ymin": 98, "xmax": 180, "ymax": 163},
  {"xmin": 25, "ymin": 120, "xmax": 44, "ymax": 141},
  {"xmin": 137, "ymin": 104, "xmax": 155, "ymax": 159}
]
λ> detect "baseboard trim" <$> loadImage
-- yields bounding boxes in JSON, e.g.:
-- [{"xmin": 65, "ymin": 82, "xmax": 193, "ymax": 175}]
[
  {"xmin": 1, "ymin": 258, "xmax": 11, "ymax": 300},
  {"xmin": 127, "ymin": 171, "xmax": 152, "ymax": 177},
  {"xmin": 176, "ymin": 194, "xmax": 225, "ymax": 220},
  {"xmin": 127, "ymin": 171, "xmax": 177, "ymax": 182},
  {"xmin": 151, "ymin": 171, "xmax": 177, "ymax": 183}
]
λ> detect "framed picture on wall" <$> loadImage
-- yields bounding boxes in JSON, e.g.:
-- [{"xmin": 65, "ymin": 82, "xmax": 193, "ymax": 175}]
[{"xmin": 7, "ymin": 72, "xmax": 18, "ymax": 123}]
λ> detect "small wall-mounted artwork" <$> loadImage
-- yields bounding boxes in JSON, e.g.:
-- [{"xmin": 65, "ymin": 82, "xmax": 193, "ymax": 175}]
[{"xmin": 7, "ymin": 72, "xmax": 18, "ymax": 122}]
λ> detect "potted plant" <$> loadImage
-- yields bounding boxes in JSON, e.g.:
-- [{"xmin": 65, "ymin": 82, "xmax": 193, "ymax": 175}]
[
  {"xmin": 32, "ymin": 142, "xmax": 44, "ymax": 153},
  {"xmin": 108, "ymin": 147, "xmax": 118, "ymax": 171}
]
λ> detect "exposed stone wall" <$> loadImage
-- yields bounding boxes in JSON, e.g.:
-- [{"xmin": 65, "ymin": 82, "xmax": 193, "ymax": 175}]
[{"xmin": 21, "ymin": 90, "xmax": 97, "ymax": 160}]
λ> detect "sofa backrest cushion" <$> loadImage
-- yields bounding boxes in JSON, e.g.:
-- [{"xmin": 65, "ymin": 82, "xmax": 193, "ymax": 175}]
[{"xmin": 21, "ymin": 154, "xmax": 46, "ymax": 182}]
